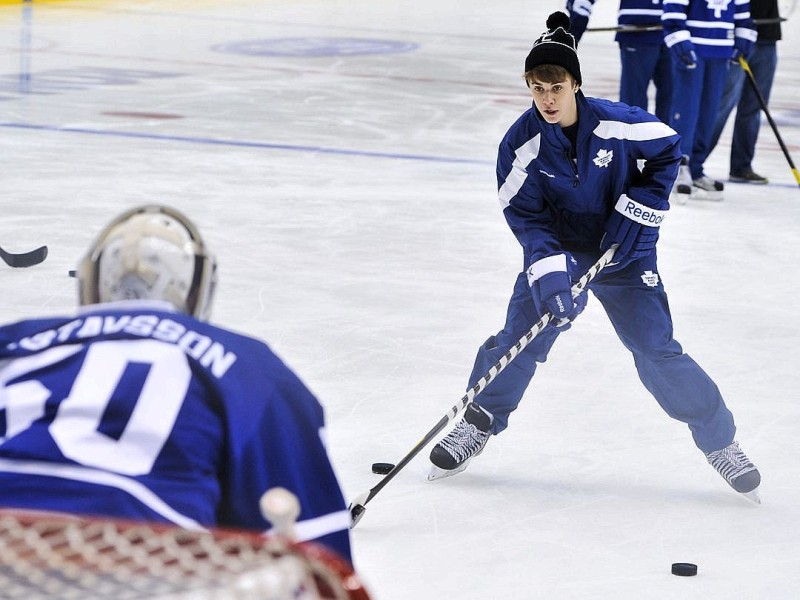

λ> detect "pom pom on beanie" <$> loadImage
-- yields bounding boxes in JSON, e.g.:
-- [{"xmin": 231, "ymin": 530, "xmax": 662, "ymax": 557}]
[{"xmin": 524, "ymin": 11, "xmax": 582, "ymax": 85}]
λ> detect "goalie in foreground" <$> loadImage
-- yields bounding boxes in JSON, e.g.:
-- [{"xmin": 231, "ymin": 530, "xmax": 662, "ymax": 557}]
[
  {"xmin": 0, "ymin": 205, "xmax": 353, "ymax": 561},
  {"xmin": 428, "ymin": 12, "xmax": 761, "ymax": 504}
]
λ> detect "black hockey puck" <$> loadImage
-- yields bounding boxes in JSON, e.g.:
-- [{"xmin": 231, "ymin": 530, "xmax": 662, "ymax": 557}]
[
  {"xmin": 671, "ymin": 562, "xmax": 698, "ymax": 577},
  {"xmin": 68, "ymin": 270, "xmax": 77, "ymax": 278},
  {"xmin": 371, "ymin": 462, "xmax": 394, "ymax": 475}
]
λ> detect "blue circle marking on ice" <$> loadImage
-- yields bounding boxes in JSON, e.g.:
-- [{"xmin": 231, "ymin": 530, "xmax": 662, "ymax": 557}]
[{"xmin": 212, "ymin": 37, "xmax": 419, "ymax": 58}]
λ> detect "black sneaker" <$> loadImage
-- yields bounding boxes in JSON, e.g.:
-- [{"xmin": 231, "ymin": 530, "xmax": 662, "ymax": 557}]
[
  {"xmin": 429, "ymin": 402, "xmax": 492, "ymax": 480},
  {"xmin": 729, "ymin": 169, "xmax": 768, "ymax": 184}
]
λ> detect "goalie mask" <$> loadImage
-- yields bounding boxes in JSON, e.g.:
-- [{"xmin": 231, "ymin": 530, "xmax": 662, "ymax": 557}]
[{"xmin": 77, "ymin": 204, "xmax": 217, "ymax": 320}]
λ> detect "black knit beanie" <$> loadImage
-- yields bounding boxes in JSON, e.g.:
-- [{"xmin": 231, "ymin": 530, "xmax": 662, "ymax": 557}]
[{"xmin": 524, "ymin": 11, "xmax": 582, "ymax": 85}]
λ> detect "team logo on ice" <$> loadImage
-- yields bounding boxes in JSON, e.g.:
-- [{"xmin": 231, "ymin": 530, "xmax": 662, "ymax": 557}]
[
  {"xmin": 593, "ymin": 149, "xmax": 613, "ymax": 168},
  {"xmin": 641, "ymin": 270, "xmax": 659, "ymax": 287}
]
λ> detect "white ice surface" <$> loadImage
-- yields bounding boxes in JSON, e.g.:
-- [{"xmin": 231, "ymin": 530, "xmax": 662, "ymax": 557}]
[{"xmin": 2, "ymin": 1, "xmax": 800, "ymax": 598}]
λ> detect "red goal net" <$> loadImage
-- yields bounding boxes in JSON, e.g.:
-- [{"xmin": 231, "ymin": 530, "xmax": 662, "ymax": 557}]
[{"xmin": 0, "ymin": 509, "xmax": 371, "ymax": 600}]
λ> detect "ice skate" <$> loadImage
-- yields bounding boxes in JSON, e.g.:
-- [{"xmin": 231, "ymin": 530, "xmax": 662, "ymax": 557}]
[
  {"xmin": 428, "ymin": 402, "xmax": 492, "ymax": 481},
  {"xmin": 691, "ymin": 175, "xmax": 724, "ymax": 201},
  {"xmin": 705, "ymin": 441, "xmax": 761, "ymax": 504},
  {"xmin": 670, "ymin": 155, "xmax": 692, "ymax": 205}
]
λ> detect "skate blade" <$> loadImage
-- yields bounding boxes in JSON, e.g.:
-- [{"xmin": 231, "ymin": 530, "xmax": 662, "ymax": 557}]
[
  {"xmin": 690, "ymin": 187, "xmax": 723, "ymax": 202},
  {"xmin": 427, "ymin": 462, "xmax": 469, "ymax": 481},
  {"xmin": 741, "ymin": 488, "xmax": 761, "ymax": 505},
  {"xmin": 670, "ymin": 191, "xmax": 689, "ymax": 206}
]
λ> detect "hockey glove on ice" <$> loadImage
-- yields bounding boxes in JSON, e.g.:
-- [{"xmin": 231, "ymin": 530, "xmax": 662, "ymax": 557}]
[
  {"xmin": 669, "ymin": 39, "xmax": 697, "ymax": 70},
  {"xmin": 600, "ymin": 194, "xmax": 666, "ymax": 272},
  {"xmin": 527, "ymin": 253, "xmax": 587, "ymax": 329}
]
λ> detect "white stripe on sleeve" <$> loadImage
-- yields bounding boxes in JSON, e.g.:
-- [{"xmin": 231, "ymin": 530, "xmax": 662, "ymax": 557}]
[
  {"xmin": 594, "ymin": 120, "xmax": 677, "ymax": 141},
  {"xmin": 498, "ymin": 134, "xmax": 540, "ymax": 209},
  {"xmin": 276, "ymin": 509, "xmax": 353, "ymax": 544}
]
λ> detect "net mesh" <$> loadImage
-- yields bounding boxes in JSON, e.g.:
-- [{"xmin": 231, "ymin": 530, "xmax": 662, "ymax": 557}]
[{"xmin": 0, "ymin": 510, "xmax": 369, "ymax": 600}]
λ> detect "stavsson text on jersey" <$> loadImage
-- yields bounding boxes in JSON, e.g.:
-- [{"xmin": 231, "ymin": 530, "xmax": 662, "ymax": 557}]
[{"xmin": 8, "ymin": 314, "xmax": 237, "ymax": 378}]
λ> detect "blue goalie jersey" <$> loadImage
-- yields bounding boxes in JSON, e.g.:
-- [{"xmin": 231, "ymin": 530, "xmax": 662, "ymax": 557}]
[{"xmin": 0, "ymin": 300, "xmax": 352, "ymax": 561}]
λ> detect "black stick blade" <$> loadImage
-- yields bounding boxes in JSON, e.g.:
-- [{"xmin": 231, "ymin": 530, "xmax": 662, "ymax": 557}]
[
  {"xmin": 349, "ymin": 503, "xmax": 366, "ymax": 529},
  {"xmin": 0, "ymin": 245, "xmax": 48, "ymax": 268}
]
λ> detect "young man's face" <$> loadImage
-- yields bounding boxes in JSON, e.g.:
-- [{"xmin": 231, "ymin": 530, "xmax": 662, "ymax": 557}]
[{"xmin": 528, "ymin": 77, "xmax": 578, "ymax": 127}]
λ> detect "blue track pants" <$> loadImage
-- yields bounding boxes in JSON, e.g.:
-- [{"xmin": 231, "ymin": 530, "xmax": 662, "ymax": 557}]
[
  {"xmin": 669, "ymin": 55, "xmax": 729, "ymax": 180},
  {"xmin": 466, "ymin": 251, "xmax": 736, "ymax": 454}
]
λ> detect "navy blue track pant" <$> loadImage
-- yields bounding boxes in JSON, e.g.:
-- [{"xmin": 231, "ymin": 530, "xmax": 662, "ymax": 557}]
[
  {"xmin": 669, "ymin": 55, "xmax": 729, "ymax": 180},
  {"xmin": 467, "ymin": 251, "xmax": 735, "ymax": 454}
]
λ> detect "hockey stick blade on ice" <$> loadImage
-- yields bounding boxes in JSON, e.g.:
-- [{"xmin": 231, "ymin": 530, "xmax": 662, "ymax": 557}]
[
  {"xmin": 348, "ymin": 245, "xmax": 618, "ymax": 528},
  {"xmin": 0, "ymin": 245, "xmax": 48, "ymax": 268}
]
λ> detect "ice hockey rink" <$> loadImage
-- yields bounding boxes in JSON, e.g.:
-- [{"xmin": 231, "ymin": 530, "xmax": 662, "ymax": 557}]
[{"xmin": 1, "ymin": 0, "xmax": 799, "ymax": 597}]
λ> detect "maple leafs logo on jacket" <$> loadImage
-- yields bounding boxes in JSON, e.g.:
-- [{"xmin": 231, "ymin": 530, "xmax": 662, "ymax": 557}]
[{"xmin": 593, "ymin": 148, "xmax": 613, "ymax": 168}]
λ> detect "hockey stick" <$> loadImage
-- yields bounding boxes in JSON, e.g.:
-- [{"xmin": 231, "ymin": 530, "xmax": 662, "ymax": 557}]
[
  {"xmin": 738, "ymin": 56, "xmax": 800, "ymax": 188},
  {"xmin": 586, "ymin": 17, "xmax": 786, "ymax": 33},
  {"xmin": 348, "ymin": 245, "xmax": 618, "ymax": 528},
  {"xmin": 0, "ymin": 244, "xmax": 48, "ymax": 268}
]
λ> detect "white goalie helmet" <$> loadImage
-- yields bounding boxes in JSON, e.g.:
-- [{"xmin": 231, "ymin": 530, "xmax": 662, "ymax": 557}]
[{"xmin": 77, "ymin": 204, "xmax": 217, "ymax": 320}]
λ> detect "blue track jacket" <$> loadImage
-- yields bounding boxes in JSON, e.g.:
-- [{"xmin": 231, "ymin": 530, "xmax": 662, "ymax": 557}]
[{"xmin": 498, "ymin": 91, "xmax": 681, "ymax": 267}]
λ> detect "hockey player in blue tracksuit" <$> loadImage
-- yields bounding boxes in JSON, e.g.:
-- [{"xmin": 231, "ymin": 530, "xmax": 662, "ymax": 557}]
[
  {"xmin": 429, "ymin": 12, "xmax": 761, "ymax": 503},
  {"xmin": 662, "ymin": 0, "xmax": 757, "ymax": 196},
  {"xmin": 0, "ymin": 205, "xmax": 352, "ymax": 560},
  {"xmin": 566, "ymin": 0, "xmax": 672, "ymax": 123}
]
